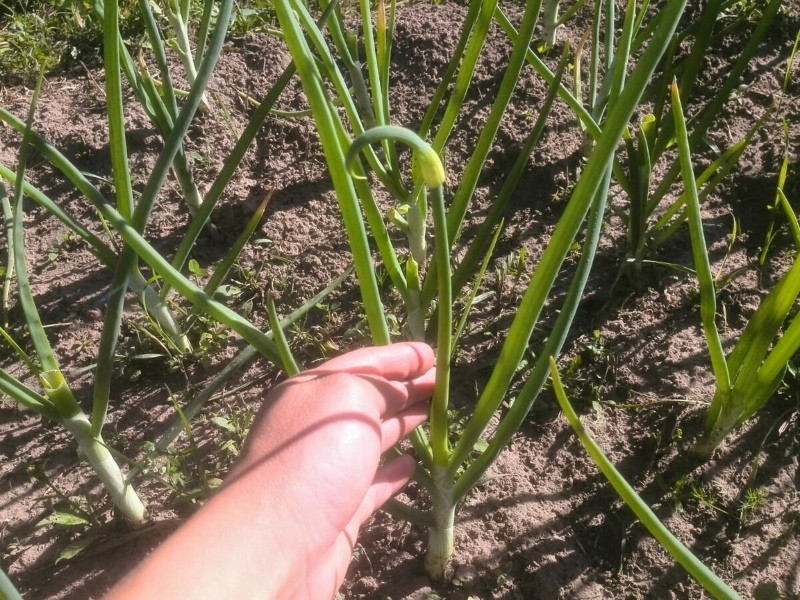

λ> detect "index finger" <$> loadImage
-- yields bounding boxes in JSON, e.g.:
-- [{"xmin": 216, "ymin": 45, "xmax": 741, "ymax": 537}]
[{"xmin": 310, "ymin": 342, "xmax": 435, "ymax": 382}]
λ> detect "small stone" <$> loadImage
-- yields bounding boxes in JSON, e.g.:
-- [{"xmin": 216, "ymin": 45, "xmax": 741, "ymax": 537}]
[{"xmin": 453, "ymin": 563, "xmax": 478, "ymax": 587}]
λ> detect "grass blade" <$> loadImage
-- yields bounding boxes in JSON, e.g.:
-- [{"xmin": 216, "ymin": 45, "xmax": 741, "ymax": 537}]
[
  {"xmin": 728, "ymin": 256, "xmax": 800, "ymax": 382},
  {"xmin": 451, "ymin": 221, "xmax": 503, "ymax": 354},
  {"xmin": 1, "ymin": 189, "xmax": 14, "ymax": 328},
  {"xmin": 103, "ymin": 0, "xmax": 135, "ymax": 221},
  {"xmin": 776, "ymin": 188, "xmax": 800, "ymax": 249},
  {"xmin": 739, "ymin": 301, "xmax": 800, "ymax": 422},
  {"xmin": 429, "ymin": 184, "xmax": 452, "ymax": 466}
]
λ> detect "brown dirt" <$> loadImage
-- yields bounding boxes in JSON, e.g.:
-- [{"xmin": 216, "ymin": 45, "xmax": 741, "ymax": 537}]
[{"xmin": 1, "ymin": 1, "xmax": 799, "ymax": 598}]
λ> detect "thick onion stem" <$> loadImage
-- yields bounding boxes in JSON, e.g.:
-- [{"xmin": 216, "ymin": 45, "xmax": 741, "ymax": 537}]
[
  {"xmin": 63, "ymin": 413, "xmax": 148, "ymax": 527},
  {"xmin": 42, "ymin": 371, "xmax": 147, "ymax": 526},
  {"xmin": 424, "ymin": 465, "xmax": 456, "ymax": 580}
]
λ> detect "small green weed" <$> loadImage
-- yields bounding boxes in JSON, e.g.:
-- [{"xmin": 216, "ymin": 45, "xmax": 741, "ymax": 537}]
[
  {"xmin": 738, "ymin": 488, "xmax": 767, "ymax": 525},
  {"xmin": 139, "ymin": 399, "xmax": 254, "ymax": 504},
  {"xmin": 46, "ymin": 232, "xmax": 82, "ymax": 263},
  {"xmin": 120, "ymin": 316, "xmax": 187, "ymax": 380},
  {"xmin": 192, "ymin": 314, "xmax": 230, "ymax": 365},
  {"xmin": 27, "ymin": 463, "xmax": 100, "ymax": 526},
  {"xmin": 228, "ymin": 0, "xmax": 278, "ymax": 37},
  {"xmin": 207, "ymin": 405, "xmax": 253, "ymax": 465},
  {"xmin": 0, "ymin": 0, "xmax": 140, "ymax": 82},
  {"xmin": 26, "ymin": 462, "xmax": 102, "ymax": 563},
  {"xmin": 495, "ymin": 248, "xmax": 527, "ymax": 299},
  {"xmin": 669, "ymin": 474, "xmax": 689, "ymax": 513},
  {"xmin": 558, "ymin": 330, "xmax": 614, "ymax": 409},
  {"xmin": 689, "ymin": 483, "xmax": 729, "ymax": 517},
  {"xmin": 0, "ymin": 2, "xmax": 72, "ymax": 76},
  {"xmin": 139, "ymin": 440, "xmax": 220, "ymax": 505}
]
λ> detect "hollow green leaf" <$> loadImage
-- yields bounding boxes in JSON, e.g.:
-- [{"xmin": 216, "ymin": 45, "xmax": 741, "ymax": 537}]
[{"xmin": 550, "ymin": 357, "xmax": 741, "ymax": 600}]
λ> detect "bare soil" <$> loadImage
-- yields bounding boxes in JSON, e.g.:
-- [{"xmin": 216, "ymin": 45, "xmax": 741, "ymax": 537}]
[{"xmin": 1, "ymin": 1, "xmax": 799, "ymax": 598}]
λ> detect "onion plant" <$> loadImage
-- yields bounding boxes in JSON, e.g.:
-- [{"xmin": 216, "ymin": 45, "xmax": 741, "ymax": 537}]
[
  {"xmin": 273, "ymin": 0, "xmax": 687, "ymax": 578},
  {"xmin": 566, "ymin": 0, "xmax": 782, "ymax": 283},
  {"xmin": 1, "ymin": 80, "xmax": 147, "ymax": 524},
  {"xmin": 670, "ymin": 81, "xmax": 800, "ymax": 458},
  {"xmin": 162, "ymin": 0, "xmax": 211, "ymax": 111},
  {"xmin": 0, "ymin": 0, "xmax": 345, "ymax": 528},
  {"xmin": 637, "ymin": 0, "xmax": 781, "ymax": 257},
  {"xmin": 540, "ymin": 0, "xmax": 587, "ymax": 50}
]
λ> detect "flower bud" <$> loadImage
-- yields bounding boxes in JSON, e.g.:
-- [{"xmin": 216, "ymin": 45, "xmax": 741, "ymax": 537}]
[{"xmin": 414, "ymin": 145, "xmax": 446, "ymax": 189}]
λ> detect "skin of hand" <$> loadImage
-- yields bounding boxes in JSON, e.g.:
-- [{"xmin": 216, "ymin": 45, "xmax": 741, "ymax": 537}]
[{"xmin": 106, "ymin": 342, "xmax": 435, "ymax": 600}]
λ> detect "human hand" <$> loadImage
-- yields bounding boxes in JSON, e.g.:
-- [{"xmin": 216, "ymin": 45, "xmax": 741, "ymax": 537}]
[{"xmin": 232, "ymin": 341, "xmax": 435, "ymax": 598}]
